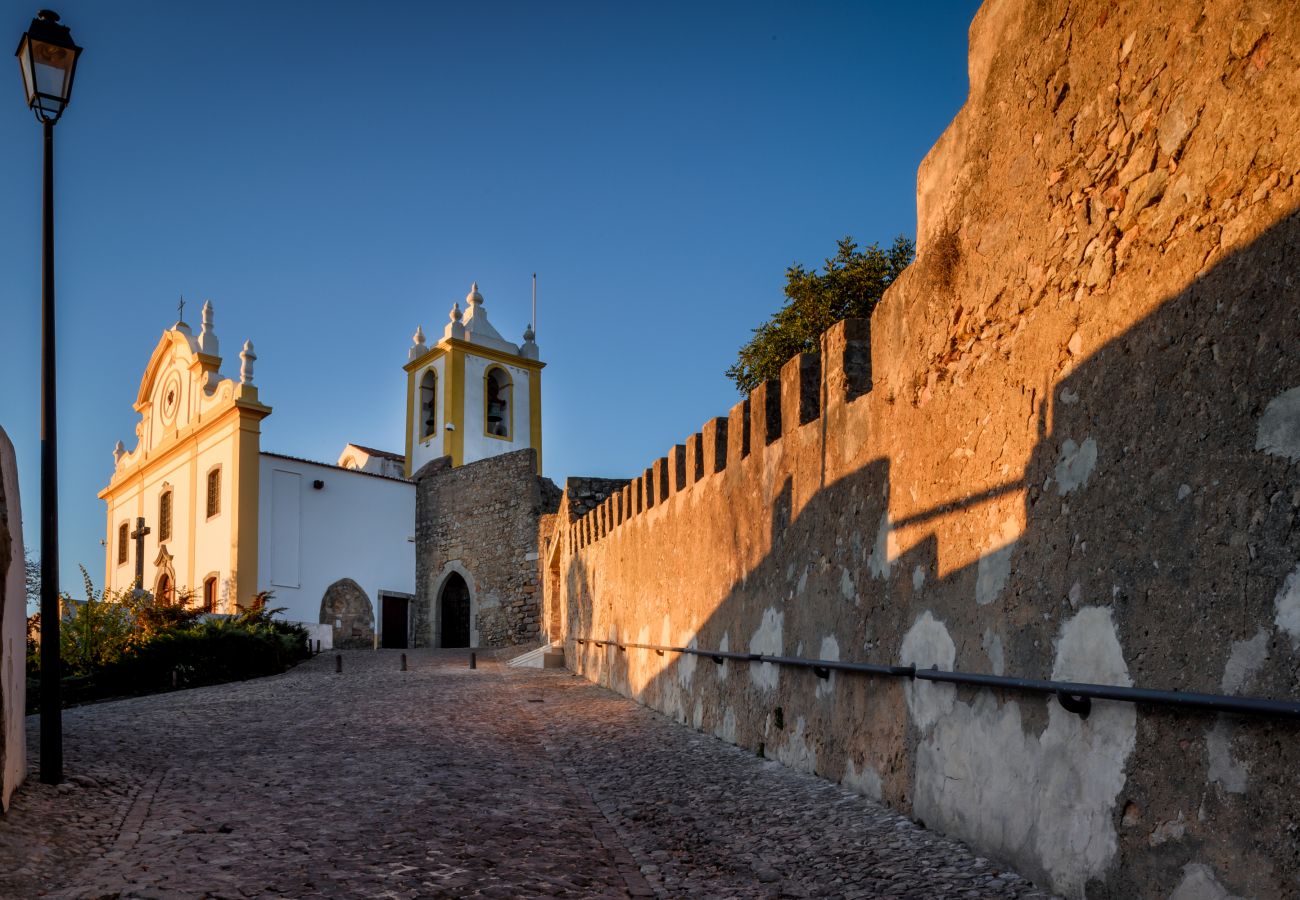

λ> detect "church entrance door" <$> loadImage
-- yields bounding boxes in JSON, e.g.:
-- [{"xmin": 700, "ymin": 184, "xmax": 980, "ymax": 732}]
[
  {"xmin": 380, "ymin": 594, "xmax": 409, "ymax": 649},
  {"xmin": 440, "ymin": 573, "xmax": 471, "ymax": 648}
]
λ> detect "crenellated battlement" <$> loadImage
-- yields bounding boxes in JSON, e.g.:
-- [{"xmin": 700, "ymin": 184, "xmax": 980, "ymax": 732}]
[{"xmin": 565, "ymin": 318, "xmax": 874, "ymax": 552}]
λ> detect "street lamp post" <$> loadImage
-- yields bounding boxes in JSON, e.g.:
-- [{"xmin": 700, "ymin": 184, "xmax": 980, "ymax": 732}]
[{"xmin": 16, "ymin": 8, "xmax": 82, "ymax": 785}]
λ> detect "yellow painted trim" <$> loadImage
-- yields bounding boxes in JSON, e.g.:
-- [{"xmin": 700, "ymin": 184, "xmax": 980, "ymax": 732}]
[
  {"xmin": 529, "ymin": 368, "xmax": 543, "ymax": 474},
  {"xmin": 230, "ymin": 407, "xmax": 262, "ymax": 610},
  {"xmin": 186, "ymin": 446, "xmax": 197, "ymax": 593},
  {"xmin": 405, "ymin": 338, "xmax": 544, "ymax": 374},
  {"xmin": 404, "ymin": 365, "xmax": 416, "ymax": 479},
  {"xmin": 447, "ymin": 347, "xmax": 465, "ymax": 466},
  {"xmin": 100, "ymin": 399, "xmax": 269, "ymax": 499},
  {"xmin": 402, "ymin": 344, "xmax": 448, "ymax": 373},
  {"xmin": 483, "ymin": 365, "xmax": 514, "ymax": 442}
]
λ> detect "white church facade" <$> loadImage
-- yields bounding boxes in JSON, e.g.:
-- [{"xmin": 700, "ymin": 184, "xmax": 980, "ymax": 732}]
[{"xmin": 99, "ymin": 285, "xmax": 542, "ymax": 649}]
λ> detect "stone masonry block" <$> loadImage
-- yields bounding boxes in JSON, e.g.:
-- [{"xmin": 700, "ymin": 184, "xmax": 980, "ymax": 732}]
[
  {"xmin": 821, "ymin": 318, "xmax": 872, "ymax": 404},
  {"xmin": 780, "ymin": 352, "xmax": 821, "ymax": 432},
  {"xmin": 749, "ymin": 381, "xmax": 781, "ymax": 447},
  {"xmin": 727, "ymin": 399, "xmax": 750, "ymax": 467},
  {"xmin": 685, "ymin": 433, "xmax": 704, "ymax": 485},
  {"xmin": 653, "ymin": 458, "xmax": 669, "ymax": 503},
  {"xmin": 668, "ymin": 445, "xmax": 687, "ymax": 495},
  {"xmin": 702, "ymin": 417, "xmax": 728, "ymax": 476}
]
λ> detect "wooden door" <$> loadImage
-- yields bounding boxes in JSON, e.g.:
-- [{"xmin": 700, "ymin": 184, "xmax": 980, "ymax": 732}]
[{"xmin": 381, "ymin": 595, "xmax": 409, "ymax": 649}]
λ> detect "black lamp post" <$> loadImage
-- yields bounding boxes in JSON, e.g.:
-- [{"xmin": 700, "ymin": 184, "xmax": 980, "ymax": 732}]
[{"xmin": 17, "ymin": 8, "xmax": 81, "ymax": 786}]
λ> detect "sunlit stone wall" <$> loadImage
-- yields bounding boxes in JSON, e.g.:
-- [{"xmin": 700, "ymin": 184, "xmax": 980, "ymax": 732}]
[{"xmin": 555, "ymin": 0, "xmax": 1300, "ymax": 895}]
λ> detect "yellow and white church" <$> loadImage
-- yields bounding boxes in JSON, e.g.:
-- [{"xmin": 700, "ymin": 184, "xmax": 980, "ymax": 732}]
[{"xmin": 99, "ymin": 284, "xmax": 543, "ymax": 647}]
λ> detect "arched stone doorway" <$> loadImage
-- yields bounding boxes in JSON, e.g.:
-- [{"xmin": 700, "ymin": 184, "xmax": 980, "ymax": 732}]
[
  {"xmin": 320, "ymin": 578, "xmax": 375, "ymax": 649},
  {"xmin": 439, "ymin": 573, "xmax": 471, "ymax": 648}
]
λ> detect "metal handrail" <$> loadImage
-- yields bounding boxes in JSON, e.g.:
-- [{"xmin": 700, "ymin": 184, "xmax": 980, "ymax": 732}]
[{"xmin": 573, "ymin": 638, "xmax": 1300, "ymax": 721}]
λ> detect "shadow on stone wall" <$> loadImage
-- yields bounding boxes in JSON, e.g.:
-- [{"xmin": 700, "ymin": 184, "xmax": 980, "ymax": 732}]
[{"xmin": 566, "ymin": 209, "xmax": 1300, "ymax": 897}]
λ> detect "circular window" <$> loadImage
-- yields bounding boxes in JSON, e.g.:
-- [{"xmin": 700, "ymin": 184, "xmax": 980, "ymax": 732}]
[{"xmin": 159, "ymin": 373, "xmax": 182, "ymax": 424}]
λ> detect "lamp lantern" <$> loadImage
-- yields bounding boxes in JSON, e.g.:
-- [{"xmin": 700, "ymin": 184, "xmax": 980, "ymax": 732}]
[{"xmin": 16, "ymin": 9, "xmax": 81, "ymax": 124}]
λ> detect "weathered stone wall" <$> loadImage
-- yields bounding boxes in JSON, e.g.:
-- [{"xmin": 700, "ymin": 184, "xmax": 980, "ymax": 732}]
[
  {"xmin": 319, "ymin": 577, "xmax": 375, "ymax": 649},
  {"xmin": 556, "ymin": 2, "xmax": 1300, "ymax": 896},
  {"xmin": 415, "ymin": 449, "xmax": 559, "ymax": 648},
  {"xmin": 0, "ymin": 428, "xmax": 27, "ymax": 810}
]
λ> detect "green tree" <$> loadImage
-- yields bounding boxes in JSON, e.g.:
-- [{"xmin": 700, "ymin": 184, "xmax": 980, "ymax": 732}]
[{"xmin": 726, "ymin": 236, "xmax": 913, "ymax": 393}]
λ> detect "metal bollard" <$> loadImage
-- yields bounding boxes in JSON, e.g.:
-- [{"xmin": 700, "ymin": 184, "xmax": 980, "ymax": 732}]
[
  {"xmin": 315, "ymin": 639, "xmax": 321, "ymax": 655},
  {"xmin": 469, "ymin": 651, "xmax": 476, "ymax": 670},
  {"xmin": 401, "ymin": 653, "xmax": 407, "ymax": 672},
  {"xmin": 171, "ymin": 670, "xmax": 178, "ymax": 690},
  {"xmin": 335, "ymin": 654, "xmax": 342, "ymax": 674}
]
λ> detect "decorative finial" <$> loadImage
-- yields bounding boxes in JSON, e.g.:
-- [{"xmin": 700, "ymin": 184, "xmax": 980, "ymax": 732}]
[
  {"xmin": 523, "ymin": 323, "xmax": 535, "ymax": 342},
  {"xmin": 197, "ymin": 299, "xmax": 219, "ymax": 355},
  {"xmin": 466, "ymin": 282, "xmax": 483, "ymax": 306},
  {"xmin": 444, "ymin": 301, "xmax": 466, "ymax": 340},
  {"xmin": 239, "ymin": 339, "xmax": 256, "ymax": 385},
  {"xmin": 451, "ymin": 301, "xmax": 463, "ymax": 322},
  {"xmin": 113, "ymin": 440, "xmax": 125, "ymax": 465},
  {"xmin": 409, "ymin": 324, "xmax": 428, "ymax": 361}
]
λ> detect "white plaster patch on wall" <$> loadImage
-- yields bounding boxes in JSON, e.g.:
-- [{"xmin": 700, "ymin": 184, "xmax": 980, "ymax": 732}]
[
  {"xmin": 899, "ymin": 612, "xmax": 957, "ymax": 729},
  {"xmin": 1205, "ymin": 719, "xmax": 1248, "ymax": 794},
  {"xmin": 748, "ymin": 608, "xmax": 783, "ymax": 692},
  {"xmin": 677, "ymin": 634, "xmax": 698, "ymax": 690},
  {"xmin": 1255, "ymin": 386, "xmax": 1300, "ymax": 461},
  {"xmin": 908, "ymin": 607, "xmax": 1137, "ymax": 898},
  {"xmin": 975, "ymin": 518, "xmax": 1019, "ymax": 606},
  {"xmin": 1168, "ymin": 862, "xmax": 1242, "ymax": 900},
  {"xmin": 840, "ymin": 567, "xmax": 856, "ymax": 604},
  {"xmin": 982, "ymin": 629, "xmax": 1005, "ymax": 676},
  {"xmin": 913, "ymin": 565, "xmax": 926, "ymax": 592},
  {"xmin": 692, "ymin": 697, "xmax": 704, "ymax": 731},
  {"xmin": 797, "ymin": 566, "xmax": 809, "ymax": 596},
  {"xmin": 1220, "ymin": 629, "xmax": 1268, "ymax": 694},
  {"xmin": 842, "ymin": 758, "xmax": 883, "ymax": 801},
  {"xmin": 816, "ymin": 635, "xmax": 839, "ymax": 699},
  {"xmin": 717, "ymin": 631, "xmax": 730, "ymax": 682},
  {"xmin": 716, "ymin": 705, "xmax": 737, "ymax": 744},
  {"xmin": 867, "ymin": 513, "xmax": 896, "ymax": 579},
  {"xmin": 1273, "ymin": 562, "xmax": 1300, "ymax": 648},
  {"xmin": 776, "ymin": 715, "xmax": 817, "ymax": 774},
  {"xmin": 1054, "ymin": 437, "xmax": 1098, "ymax": 495}
]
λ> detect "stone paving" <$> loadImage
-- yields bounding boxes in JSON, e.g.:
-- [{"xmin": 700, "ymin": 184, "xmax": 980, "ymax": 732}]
[{"xmin": 0, "ymin": 650, "xmax": 1056, "ymax": 899}]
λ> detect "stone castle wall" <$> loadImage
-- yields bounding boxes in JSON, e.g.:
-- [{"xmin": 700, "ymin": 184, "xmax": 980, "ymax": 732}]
[
  {"xmin": 414, "ymin": 448, "xmax": 558, "ymax": 648},
  {"xmin": 0, "ymin": 428, "xmax": 27, "ymax": 810},
  {"xmin": 553, "ymin": 1, "xmax": 1300, "ymax": 896}
]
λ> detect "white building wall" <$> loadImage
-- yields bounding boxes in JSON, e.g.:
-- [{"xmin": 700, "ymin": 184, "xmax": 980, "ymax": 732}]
[
  {"xmin": 256, "ymin": 454, "xmax": 415, "ymax": 630},
  {"xmin": 408, "ymin": 355, "xmax": 447, "ymax": 474},
  {"xmin": 462, "ymin": 355, "xmax": 533, "ymax": 465}
]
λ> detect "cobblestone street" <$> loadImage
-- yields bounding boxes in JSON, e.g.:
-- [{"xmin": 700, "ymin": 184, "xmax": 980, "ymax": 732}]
[{"xmin": 0, "ymin": 651, "xmax": 1054, "ymax": 898}]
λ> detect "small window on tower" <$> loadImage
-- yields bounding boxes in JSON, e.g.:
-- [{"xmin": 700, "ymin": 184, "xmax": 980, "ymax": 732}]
[
  {"xmin": 159, "ymin": 490, "xmax": 173, "ymax": 542},
  {"xmin": 207, "ymin": 467, "xmax": 221, "ymax": 518},
  {"xmin": 420, "ymin": 369, "xmax": 437, "ymax": 440},
  {"xmin": 485, "ymin": 367, "xmax": 512, "ymax": 439},
  {"xmin": 117, "ymin": 522, "xmax": 129, "ymax": 565},
  {"xmin": 203, "ymin": 576, "xmax": 218, "ymax": 614}
]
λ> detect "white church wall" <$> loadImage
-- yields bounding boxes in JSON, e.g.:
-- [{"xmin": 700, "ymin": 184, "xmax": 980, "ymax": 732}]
[
  {"xmin": 461, "ymin": 355, "xmax": 533, "ymax": 465},
  {"xmin": 103, "ymin": 423, "xmax": 238, "ymax": 604},
  {"xmin": 408, "ymin": 355, "xmax": 447, "ymax": 475},
  {"xmin": 256, "ymin": 454, "xmax": 414, "ymax": 634}
]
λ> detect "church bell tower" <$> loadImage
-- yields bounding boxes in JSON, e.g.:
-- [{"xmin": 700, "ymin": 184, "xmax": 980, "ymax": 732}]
[{"xmin": 403, "ymin": 282, "xmax": 544, "ymax": 477}]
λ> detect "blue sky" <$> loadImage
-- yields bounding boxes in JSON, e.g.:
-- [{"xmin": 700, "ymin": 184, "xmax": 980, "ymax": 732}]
[{"xmin": 0, "ymin": 0, "xmax": 980, "ymax": 596}]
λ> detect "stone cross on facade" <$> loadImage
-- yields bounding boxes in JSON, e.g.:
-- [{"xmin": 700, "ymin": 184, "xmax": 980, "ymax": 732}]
[
  {"xmin": 177, "ymin": 295, "xmax": 185, "ymax": 324},
  {"xmin": 130, "ymin": 516, "xmax": 150, "ymax": 595}
]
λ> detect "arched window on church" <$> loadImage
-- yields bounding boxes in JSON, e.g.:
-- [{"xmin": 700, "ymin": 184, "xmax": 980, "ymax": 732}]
[
  {"xmin": 485, "ymin": 367, "xmax": 511, "ymax": 439},
  {"xmin": 159, "ymin": 489, "xmax": 173, "ymax": 542},
  {"xmin": 117, "ymin": 522, "xmax": 129, "ymax": 566},
  {"xmin": 206, "ymin": 467, "xmax": 221, "ymax": 519},
  {"xmin": 155, "ymin": 572, "xmax": 174, "ymax": 606},
  {"xmin": 202, "ymin": 575, "xmax": 218, "ymax": 614},
  {"xmin": 420, "ymin": 369, "xmax": 438, "ymax": 440}
]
